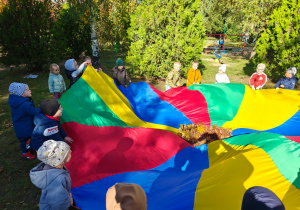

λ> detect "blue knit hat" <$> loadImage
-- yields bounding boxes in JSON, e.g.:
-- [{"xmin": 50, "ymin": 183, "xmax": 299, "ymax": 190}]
[
  {"xmin": 64, "ymin": 59, "xmax": 75, "ymax": 71},
  {"xmin": 9, "ymin": 82, "xmax": 28, "ymax": 96},
  {"xmin": 116, "ymin": 58, "xmax": 124, "ymax": 66}
]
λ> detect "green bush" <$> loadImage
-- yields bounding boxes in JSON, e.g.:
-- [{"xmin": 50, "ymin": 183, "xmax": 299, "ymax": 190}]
[
  {"xmin": 53, "ymin": 3, "xmax": 92, "ymax": 59},
  {"xmin": 254, "ymin": 0, "xmax": 300, "ymax": 80},
  {"xmin": 127, "ymin": 0, "xmax": 206, "ymax": 77},
  {"xmin": 0, "ymin": 0, "xmax": 55, "ymax": 70}
]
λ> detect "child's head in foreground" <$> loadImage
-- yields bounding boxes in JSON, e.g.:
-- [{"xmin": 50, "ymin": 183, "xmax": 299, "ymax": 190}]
[
  {"xmin": 285, "ymin": 67, "xmax": 297, "ymax": 78},
  {"xmin": 218, "ymin": 64, "xmax": 226, "ymax": 74},
  {"xmin": 37, "ymin": 140, "xmax": 71, "ymax": 168},
  {"xmin": 50, "ymin": 64, "xmax": 60, "ymax": 75},
  {"xmin": 9, "ymin": 82, "xmax": 31, "ymax": 97},
  {"xmin": 192, "ymin": 61, "xmax": 199, "ymax": 70},
  {"xmin": 174, "ymin": 62, "xmax": 181, "ymax": 72},
  {"xmin": 40, "ymin": 99, "xmax": 63, "ymax": 118},
  {"xmin": 256, "ymin": 63, "xmax": 265, "ymax": 75}
]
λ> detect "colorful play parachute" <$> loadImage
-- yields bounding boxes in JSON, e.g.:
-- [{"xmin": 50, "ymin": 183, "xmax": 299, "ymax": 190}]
[{"xmin": 59, "ymin": 66, "xmax": 300, "ymax": 209}]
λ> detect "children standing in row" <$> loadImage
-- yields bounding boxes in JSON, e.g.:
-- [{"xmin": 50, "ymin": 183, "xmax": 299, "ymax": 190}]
[
  {"xmin": 215, "ymin": 64, "xmax": 230, "ymax": 83},
  {"xmin": 48, "ymin": 64, "xmax": 66, "ymax": 100},
  {"xmin": 186, "ymin": 61, "xmax": 201, "ymax": 86},
  {"xmin": 8, "ymin": 83, "xmax": 40, "ymax": 159},
  {"xmin": 275, "ymin": 67, "xmax": 299, "ymax": 90},
  {"xmin": 249, "ymin": 63, "xmax": 267, "ymax": 90},
  {"xmin": 30, "ymin": 99, "xmax": 73, "ymax": 151},
  {"xmin": 165, "ymin": 62, "xmax": 182, "ymax": 90}
]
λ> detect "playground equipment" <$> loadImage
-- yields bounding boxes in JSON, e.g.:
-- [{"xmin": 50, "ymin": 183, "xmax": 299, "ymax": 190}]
[
  {"xmin": 205, "ymin": 33, "xmax": 247, "ymax": 63},
  {"xmin": 212, "ymin": 45, "xmax": 225, "ymax": 63}
]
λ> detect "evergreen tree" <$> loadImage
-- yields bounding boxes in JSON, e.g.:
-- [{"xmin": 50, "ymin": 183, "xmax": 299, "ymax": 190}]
[
  {"xmin": 53, "ymin": 3, "xmax": 92, "ymax": 59},
  {"xmin": 0, "ymin": 0, "xmax": 55, "ymax": 70},
  {"xmin": 127, "ymin": 0, "xmax": 206, "ymax": 77},
  {"xmin": 254, "ymin": 0, "xmax": 300, "ymax": 79}
]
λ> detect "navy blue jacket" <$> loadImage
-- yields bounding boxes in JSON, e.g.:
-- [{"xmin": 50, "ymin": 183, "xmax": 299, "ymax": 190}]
[
  {"xmin": 30, "ymin": 111, "xmax": 67, "ymax": 151},
  {"xmin": 275, "ymin": 76, "xmax": 299, "ymax": 90},
  {"xmin": 8, "ymin": 94, "xmax": 40, "ymax": 138}
]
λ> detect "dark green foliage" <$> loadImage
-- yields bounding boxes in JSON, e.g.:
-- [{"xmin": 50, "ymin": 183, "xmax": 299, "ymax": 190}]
[
  {"xmin": 52, "ymin": 3, "xmax": 92, "ymax": 59},
  {"xmin": 0, "ymin": 0, "xmax": 54, "ymax": 71},
  {"xmin": 127, "ymin": 0, "xmax": 206, "ymax": 77},
  {"xmin": 254, "ymin": 0, "xmax": 300, "ymax": 80},
  {"xmin": 226, "ymin": 22, "xmax": 243, "ymax": 42}
]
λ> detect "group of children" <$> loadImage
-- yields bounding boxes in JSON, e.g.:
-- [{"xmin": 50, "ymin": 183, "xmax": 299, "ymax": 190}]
[
  {"xmin": 165, "ymin": 61, "xmax": 298, "ymax": 91},
  {"xmin": 8, "ymin": 56, "xmax": 132, "ymax": 208},
  {"xmin": 8, "ymin": 56, "xmax": 297, "ymax": 208}
]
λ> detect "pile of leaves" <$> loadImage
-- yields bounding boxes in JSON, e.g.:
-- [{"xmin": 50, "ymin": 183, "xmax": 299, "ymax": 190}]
[{"xmin": 177, "ymin": 123, "xmax": 232, "ymax": 147}]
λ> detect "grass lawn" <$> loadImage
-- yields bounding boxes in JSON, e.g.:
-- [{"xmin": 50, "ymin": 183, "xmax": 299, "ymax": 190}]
[{"xmin": 0, "ymin": 49, "xmax": 289, "ymax": 209}]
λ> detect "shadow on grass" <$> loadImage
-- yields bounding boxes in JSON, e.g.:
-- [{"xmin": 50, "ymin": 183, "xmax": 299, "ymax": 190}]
[{"xmin": 242, "ymin": 59, "xmax": 256, "ymax": 76}]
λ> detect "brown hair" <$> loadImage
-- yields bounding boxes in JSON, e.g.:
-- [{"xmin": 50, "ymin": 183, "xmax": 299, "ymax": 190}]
[
  {"xmin": 192, "ymin": 61, "xmax": 199, "ymax": 65},
  {"xmin": 80, "ymin": 52, "xmax": 91, "ymax": 63},
  {"xmin": 49, "ymin": 63, "xmax": 59, "ymax": 73}
]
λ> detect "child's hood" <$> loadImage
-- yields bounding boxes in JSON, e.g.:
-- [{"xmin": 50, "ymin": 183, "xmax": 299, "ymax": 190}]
[
  {"xmin": 8, "ymin": 94, "xmax": 31, "ymax": 108},
  {"xmin": 30, "ymin": 162, "xmax": 67, "ymax": 190},
  {"xmin": 34, "ymin": 111, "xmax": 58, "ymax": 126}
]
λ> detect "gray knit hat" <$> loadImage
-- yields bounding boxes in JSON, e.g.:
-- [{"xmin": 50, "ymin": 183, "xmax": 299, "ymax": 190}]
[
  {"xmin": 287, "ymin": 67, "xmax": 297, "ymax": 76},
  {"xmin": 9, "ymin": 82, "xmax": 28, "ymax": 96},
  {"xmin": 37, "ymin": 140, "xmax": 70, "ymax": 167}
]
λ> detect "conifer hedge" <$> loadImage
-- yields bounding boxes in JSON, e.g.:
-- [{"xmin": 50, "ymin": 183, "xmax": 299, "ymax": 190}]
[
  {"xmin": 0, "ymin": 0, "xmax": 54, "ymax": 70},
  {"xmin": 127, "ymin": 0, "xmax": 206, "ymax": 77},
  {"xmin": 254, "ymin": 0, "xmax": 300, "ymax": 80}
]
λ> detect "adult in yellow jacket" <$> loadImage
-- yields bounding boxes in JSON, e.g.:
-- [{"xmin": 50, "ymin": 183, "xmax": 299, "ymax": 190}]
[{"xmin": 187, "ymin": 61, "xmax": 201, "ymax": 86}]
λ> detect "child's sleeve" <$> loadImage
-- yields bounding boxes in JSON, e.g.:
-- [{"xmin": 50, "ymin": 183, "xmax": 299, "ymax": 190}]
[
  {"xmin": 275, "ymin": 79, "xmax": 282, "ymax": 88},
  {"xmin": 196, "ymin": 70, "xmax": 201, "ymax": 83},
  {"xmin": 187, "ymin": 70, "xmax": 193, "ymax": 84},
  {"xmin": 112, "ymin": 68, "xmax": 117, "ymax": 80},
  {"xmin": 71, "ymin": 63, "xmax": 85, "ymax": 78},
  {"xmin": 249, "ymin": 73, "xmax": 255, "ymax": 86},
  {"xmin": 125, "ymin": 69, "xmax": 131, "ymax": 82},
  {"xmin": 58, "ymin": 123, "xmax": 68, "ymax": 139},
  {"xmin": 23, "ymin": 102, "xmax": 40, "ymax": 116},
  {"xmin": 62, "ymin": 76, "xmax": 66, "ymax": 91},
  {"xmin": 48, "ymin": 77, "xmax": 54, "ymax": 93},
  {"xmin": 226, "ymin": 75, "xmax": 230, "ymax": 83},
  {"xmin": 166, "ymin": 71, "xmax": 176, "ymax": 87}
]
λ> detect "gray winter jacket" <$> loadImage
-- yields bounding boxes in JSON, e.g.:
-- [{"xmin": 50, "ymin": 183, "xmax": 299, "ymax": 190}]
[
  {"xmin": 48, "ymin": 73, "xmax": 66, "ymax": 94},
  {"xmin": 30, "ymin": 163, "xmax": 72, "ymax": 210}
]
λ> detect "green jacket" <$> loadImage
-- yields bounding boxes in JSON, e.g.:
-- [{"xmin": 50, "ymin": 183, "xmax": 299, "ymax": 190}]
[{"xmin": 166, "ymin": 69, "xmax": 181, "ymax": 88}]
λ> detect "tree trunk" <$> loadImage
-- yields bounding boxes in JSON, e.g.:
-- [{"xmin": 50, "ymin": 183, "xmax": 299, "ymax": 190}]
[{"xmin": 90, "ymin": 15, "xmax": 101, "ymax": 69}]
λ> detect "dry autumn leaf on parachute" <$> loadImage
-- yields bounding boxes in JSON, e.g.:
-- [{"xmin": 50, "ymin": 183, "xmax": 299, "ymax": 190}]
[{"xmin": 178, "ymin": 123, "xmax": 232, "ymax": 147}]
